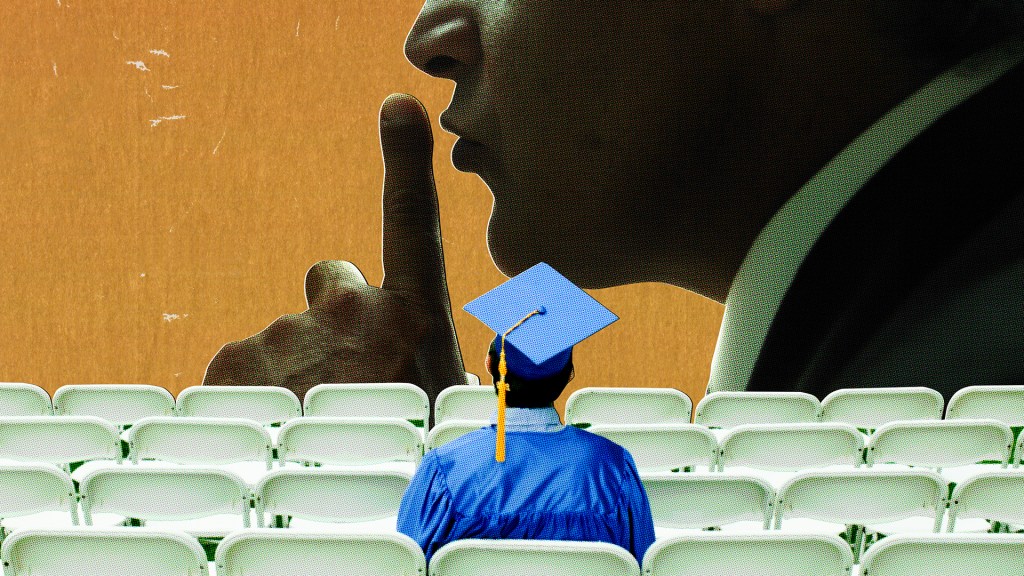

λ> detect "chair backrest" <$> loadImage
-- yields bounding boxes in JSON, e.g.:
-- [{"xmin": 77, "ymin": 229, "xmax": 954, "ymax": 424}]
[
  {"xmin": 255, "ymin": 468, "xmax": 411, "ymax": 527},
  {"xmin": 719, "ymin": 423, "xmax": 864, "ymax": 472},
  {"xmin": 694, "ymin": 392, "xmax": 819, "ymax": 429},
  {"xmin": 642, "ymin": 533, "xmax": 854, "ymax": 576},
  {"xmin": 0, "ymin": 383, "xmax": 52, "ymax": 416},
  {"xmin": 859, "ymin": 534, "xmax": 1024, "ymax": 576},
  {"xmin": 129, "ymin": 417, "xmax": 272, "ymax": 467},
  {"xmin": 429, "ymin": 539, "xmax": 640, "ymax": 576},
  {"xmin": 0, "ymin": 416, "xmax": 121, "ymax": 467},
  {"xmin": 434, "ymin": 386, "xmax": 495, "ymax": 424},
  {"xmin": 303, "ymin": 383, "xmax": 430, "ymax": 428},
  {"xmin": 641, "ymin": 473, "xmax": 774, "ymax": 530},
  {"xmin": 587, "ymin": 424, "xmax": 718, "ymax": 473},
  {"xmin": 426, "ymin": 420, "xmax": 488, "ymax": 451},
  {"xmin": 946, "ymin": 385, "xmax": 1024, "ymax": 427},
  {"xmin": 1018, "ymin": 434, "xmax": 1024, "ymax": 468},
  {"xmin": 53, "ymin": 384, "xmax": 175, "ymax": 428},
  {"xmin": 176, "ymin": 385, "xmax": 300, "ymax": 426},
  {"xmin": 464, "ymin": 372, "xmax": 481, "ymax": 387},
  {"xmin": 867, "ymin": 419, "xmax": 1013, "ymax": 469},
  {"xmin": 79, "ymin": 466, "xmax": 250, "ymax": 527},
  {"xmin": 774, "ymin": 469, "xmax": 946, "ymax": 530},
  {"xmin": 0, "ymin": 464, "xmax": 79, "ymax": 525},
  {"xmin": 276, "ymin": 417, "xmax": 423, "ymax": 467},
  {"xmin": 947, "ymin": 471, "xmax": 1024, "ymax": 531},
  {"xmin": 565, "ymin": 387, "xmax": 693, "ymax": 427},
  {"xmin": 215, "ymin": 529, "xmax": 426, "ymax": 576},
  {"xmin": 819, "ymin": 387, "xmax": 943, "ymax": 431},
  {"xmin": 0, "ymin": 527, "xmax": 209, "ymax": 576}
]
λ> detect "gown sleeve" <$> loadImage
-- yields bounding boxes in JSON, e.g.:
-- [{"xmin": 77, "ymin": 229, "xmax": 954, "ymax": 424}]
[
  {"xmin": 620, "ymin": 450, "xmax": 657, "ymax": 563},
  {"xmin": 397, "ymin": 451, "xmax": 458, "ymax": 563}
]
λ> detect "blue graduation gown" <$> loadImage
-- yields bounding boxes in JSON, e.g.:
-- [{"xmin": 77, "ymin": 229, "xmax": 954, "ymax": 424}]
[{"xmin": 397, "ymin": 408, "xmax": 656, "ymax": 563}]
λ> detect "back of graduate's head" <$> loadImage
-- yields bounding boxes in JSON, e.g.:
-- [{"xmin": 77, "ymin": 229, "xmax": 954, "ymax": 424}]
[{"xmin": 486, "ymin": 340, "xmax": 574, "ymax": 408}]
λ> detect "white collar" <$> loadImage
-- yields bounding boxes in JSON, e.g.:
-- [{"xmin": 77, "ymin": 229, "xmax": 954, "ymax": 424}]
[
  {"xmin": 489, "ymin": 406, "xmax": 564, "ymax": 432},
  {"xmin": 707, "ymin": 40, "xmax": 1024, "ymax": 394}
]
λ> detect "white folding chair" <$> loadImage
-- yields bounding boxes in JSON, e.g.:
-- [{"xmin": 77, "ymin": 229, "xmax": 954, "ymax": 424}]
[
  {"xmin": 587, "ymin": 424, "xmax": 718, "ymax": 473},
  {"xmin": 255, "ymin": 468, "xmax": 410, "ymax": 531},
  {"xmin": 434, "ymin": 386, "xmax": 495, "ymax": 424},
  {"xmin": 0, "ymin": 383, "xmax": 52, "ymax": 417},
  {"xmin": 215, "ymin": 529, "xmax": 425, "ymax": 576},
  {"xmin": 0, "ymin": 464, "xmax": 79, "ymax": 535},
  {"xmin": 641, "ymin": 473, "xmax": 774, "ymax": 535},
  {"xmin": 128, "ymin": 417, "xmax": 273, "ymax": 486},
  {"xmin": 946, "ymin": 470, "xmax": 1024, "ymax": 533},
  {"xmin": 946, "ymin": 386, "xmax": 1024, "ymax": 427},
  {"xmin": 693, "ymin": 392, "xmax": 819, "ymax": 440},
  {"xmin": 0, "ymin": 527, "xmax": 208, "ymax": 576},
  {"xmin": 52, "ymin": 385, "xmax": 174, "ymax": 429},
  {"xmin": 641, "ymin": 532, "xmax": 854, "ymax": 576},
  {"xmin": 717, "ymin": 423, "xmax": 864, "ymax": 488},
  {"xmin": 79, "ymin": 466, "xmax": 250, "ymax": 537},
  {"xmin": 176, "ymin": 385, "xmax": 300, "ymax": 443},
  {"xmin": 430, "ymin": 539, "xmax": 640, "ymax": 576},
  {"xmin": 0, "ymin": 416, "xmax": 121, "ymax": 478},
  {"xmin": 426, "ymin": 420, "xmax": 488, "ymax": 451},
  {"xmin": 276, "ymin": 417, "xmax": 423, "ymax": 474},
  {"xmin": 774, "ymin": 469, "xmax": 947, "ymax": 561},
  {"xmin": 867, "ymin": 419, "xmax": 1013, "ymax": 484},
  {"xmin": 303, "ymin": 383, "xmax": 430, "ymax": 433},
  {"xmin": 859, "ymin": 533, "xmax": 1024, "ymax": 576},
  {"xmin": 565, "ymin": 387, "xmax": 693, "ymax": 428},
  {"xmin": 819, "ymin": 387, "xmax": 943, "ymax": 432},
  {"xmin": 464, "ymin": 372, "xmax": 481, "ymax": 387}
]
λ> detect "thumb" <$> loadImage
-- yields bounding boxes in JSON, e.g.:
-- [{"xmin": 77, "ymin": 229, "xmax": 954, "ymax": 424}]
[{"xmin": 378, "ymin": 93, "xmax": 449, "ymax": 305}]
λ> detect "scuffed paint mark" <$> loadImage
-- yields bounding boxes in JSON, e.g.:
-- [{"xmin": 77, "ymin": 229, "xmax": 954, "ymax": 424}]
[
  {"xmin": 149, "ymin": 114, "xmax": 187, "ymax": 127},
  {"xmin": 149, "ymin": 49, "xmax": 170, "ymax": 58},
  {"xmin": 56, "ymin": 0, "xmax": 61, "ymax": 6},
  {"xmin": 52, "ymin": 62, "xmax": 58, "ymax": 77},
  {"xmin": 212, "ymin": 129, "xmax": 227, "ymax": 155},
  {"xmin": 174, "ymin": 372, "xmax": 183, "ymax": 378},
  {"xmin": 161, "ymin": 85, "xmax": 179, "ymax": 90},
  {"xmin": 162, "ymin": 313, "xmax": 190, "ymax": 322},
  {"xmin": 335, "ymin": 15, "xmax": 340, "ymax": 30},
  {"xmin": 113, "ymin": 31, "xmax": 120, "ymax": 40},
  {"xmin": 140, "ymin": 273, "xmax": 146, "ymax": 278},
  {"xmin": 144, "ymin": 86, "xmax": 154, "ymax": 102},
  {"xmin": 295, "ymin": 19, "xmax": 301, "ymax": 37},
  {"xmin": 126, "ymin": 60, "xmax": 150, "ymax": 72}
]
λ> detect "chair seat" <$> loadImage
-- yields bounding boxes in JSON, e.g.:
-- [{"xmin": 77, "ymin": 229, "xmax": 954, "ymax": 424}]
[
  {"xmin": 285, "ymin": 517, "xmax": 398, "ymax": 533},
  {"xmin": 0, "ymin": 511, "xmax": 78, "ymax": 532},
  {"xmin": 654, "ymin": 523, "xmax": 767, "ymax": 540},
  {"xmin": 774, "ymin": 518, "xmax": 849, "ymax": 537},
  {"xmin": 145, "ymin": 515, "xmax": 250, "ymax": 538},
  {"xmin": 863, "ymin": 515, "xmax": 943, "ymax": 536}
]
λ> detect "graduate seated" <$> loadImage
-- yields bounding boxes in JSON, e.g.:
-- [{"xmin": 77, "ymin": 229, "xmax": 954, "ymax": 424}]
[{"xmin": 397, "ymin": 263, "xmax": 656, "ymax": 562}]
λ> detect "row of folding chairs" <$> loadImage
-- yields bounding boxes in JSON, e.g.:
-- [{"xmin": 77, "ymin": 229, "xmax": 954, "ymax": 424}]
[
  {"xmin": 2, "ymin": 528, "xmax": 1023, "ymax": 576},
  {"xmin": 568, "ymin": 386, "xmax": 1024, "ymax": 432},
  {"xmin": 5, "ymin": 462, "xmax": 1021, "ymax": 542},
  {"xmin": 7, "ymin": 382, "xmax": 1023, "ymax": 434},
  {"xmin": 3, "ymin": 416, "xmax": 1020, "ymax": 488}
]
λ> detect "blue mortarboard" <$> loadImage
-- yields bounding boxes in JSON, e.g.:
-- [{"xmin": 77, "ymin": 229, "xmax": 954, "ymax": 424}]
[{"xmin": 464, "ymin": 262, "xmax": 618, "ymax": 461}]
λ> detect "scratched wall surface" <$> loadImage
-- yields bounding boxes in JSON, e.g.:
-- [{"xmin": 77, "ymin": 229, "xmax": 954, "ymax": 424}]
[{"xmin": 0, "ymin": 1, "xmax": 723, "ymax": 411}]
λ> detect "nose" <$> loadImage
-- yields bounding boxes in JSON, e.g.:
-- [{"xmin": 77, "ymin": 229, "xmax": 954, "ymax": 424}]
[{"xmin": 405, "ymin": 1, "xmax": 481, "ymax": 80}]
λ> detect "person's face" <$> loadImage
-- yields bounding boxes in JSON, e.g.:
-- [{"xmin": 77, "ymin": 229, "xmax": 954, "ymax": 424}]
[{"xmin": 406, "ymin": 1, "xmax": 747, "ymax": 289}]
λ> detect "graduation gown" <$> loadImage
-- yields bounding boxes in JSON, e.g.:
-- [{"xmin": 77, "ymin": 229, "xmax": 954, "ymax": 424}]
[{"xmin": 397, "ymin": 414, "xmax": 656, "ymax": 563}]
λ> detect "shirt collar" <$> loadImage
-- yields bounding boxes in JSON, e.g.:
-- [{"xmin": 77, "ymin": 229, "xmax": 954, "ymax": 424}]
[
  {"xmin": 489, "ymin": 406, "xmax": 564, "ymax": 432},
  {"xmin": 707, "ymin": 39, "xmax": 1024, "ymax": 394}
]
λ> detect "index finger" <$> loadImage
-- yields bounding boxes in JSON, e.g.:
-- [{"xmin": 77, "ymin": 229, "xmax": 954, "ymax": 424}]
[{"xmin": 378, "ymin": 93, "xmax": 450, "ymax": 304}]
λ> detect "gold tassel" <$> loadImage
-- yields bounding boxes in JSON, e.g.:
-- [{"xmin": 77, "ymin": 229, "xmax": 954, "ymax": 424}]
[{"xmin": 496, "ymin": 309, "xmax": 543, "ymax": 462}]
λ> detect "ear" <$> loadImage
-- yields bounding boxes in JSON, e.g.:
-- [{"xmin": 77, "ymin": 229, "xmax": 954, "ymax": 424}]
[
  {"xmin": 485, "ymin": 352, "xmax": 492, "ymax": 373},
  {"xmin": 751, "ymin": 0, "xmax": 799, "ymax": 14}
]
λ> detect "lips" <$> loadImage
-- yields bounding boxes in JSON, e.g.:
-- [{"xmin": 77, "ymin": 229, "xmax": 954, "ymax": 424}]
[{"xmin": 451, "ymin": 137, "xmax": 486, "ymax": 172}]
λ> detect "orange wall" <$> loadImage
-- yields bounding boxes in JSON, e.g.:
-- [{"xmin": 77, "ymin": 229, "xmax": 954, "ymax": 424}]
[{"xmin": 0, "ymin": 1, "xmax": 723, "ymax": 411}]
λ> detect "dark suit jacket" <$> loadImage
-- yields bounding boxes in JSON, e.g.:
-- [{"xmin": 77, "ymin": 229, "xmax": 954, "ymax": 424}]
[{"xmin": 747, "ymin": 61, "xmax": 1024, "ymax": 402}]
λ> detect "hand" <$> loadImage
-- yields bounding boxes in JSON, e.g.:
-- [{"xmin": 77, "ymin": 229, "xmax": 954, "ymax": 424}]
[{"xmin": 202, "ymin": 94, "xmax": 465, "ymax": 409}]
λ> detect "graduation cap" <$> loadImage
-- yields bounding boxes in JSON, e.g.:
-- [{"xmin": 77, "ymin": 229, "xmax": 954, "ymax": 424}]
[{"xmin": 464, "ymin": 262, "xmax": 618, "ymax": 462}]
